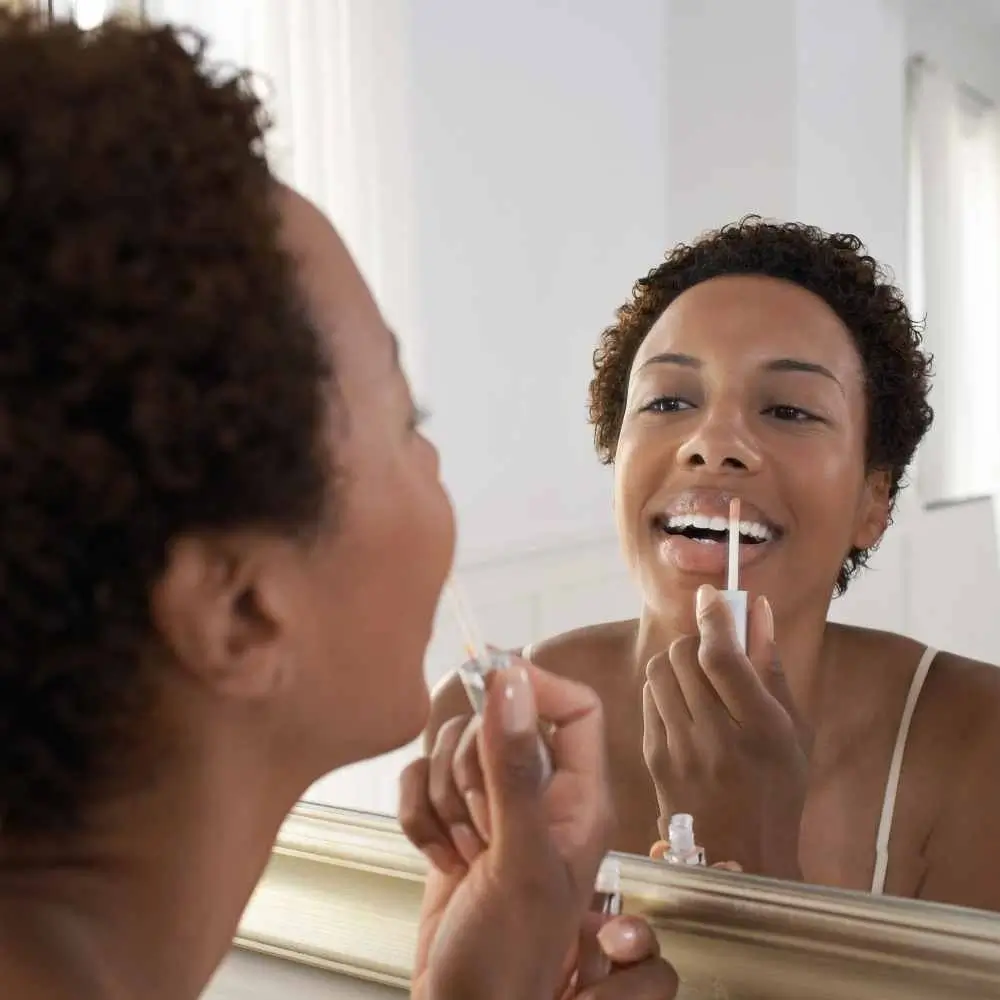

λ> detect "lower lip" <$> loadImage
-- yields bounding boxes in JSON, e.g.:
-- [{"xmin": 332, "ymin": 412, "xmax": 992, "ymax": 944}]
[{"xmin": 655, "ymin": 532, "xmax": 776, "ymax": 576}]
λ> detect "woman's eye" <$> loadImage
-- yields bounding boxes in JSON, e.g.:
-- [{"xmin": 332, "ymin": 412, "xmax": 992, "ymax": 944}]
[
  {"xmin": 641, "ymin": 396, "xmax": 692, "ymax": 414},
  {"xmin": 766, "ymin": 404, "xmax": 817, "ymax": 423}
]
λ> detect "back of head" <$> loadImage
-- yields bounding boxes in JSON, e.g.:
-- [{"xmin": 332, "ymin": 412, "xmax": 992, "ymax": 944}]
[{"xmin": 0, "ymin": 12, "xmax": 330, "ymax": 836}]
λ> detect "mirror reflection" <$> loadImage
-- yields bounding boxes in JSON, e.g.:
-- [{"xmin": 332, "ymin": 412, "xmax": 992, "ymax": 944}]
[{"xmin": 71, "ymin": 0, "xmax": 1000, "ymax": 921}]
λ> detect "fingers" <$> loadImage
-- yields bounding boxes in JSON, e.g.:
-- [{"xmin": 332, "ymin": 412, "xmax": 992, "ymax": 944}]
[
  {"xmin": 642, "ymin": 679, "xmax": 674, "ymax": 784},
  {"xmin": 523, "ymin": 661, "xmax": 607, "ymax": 782},
  {"xmin": 576, "ymin": 913, "xmax": 661, "ymax": 991},
  {"xmin": 747, "ymin": 595, "xmax": 805, "ymax": 736},
  {"xmin": 452, "ymin": 717, "xmax": 490, "ymax": 839},
  {"xmin": 694, "ymin": 583, "xmax": 766, "ymax": 720},
  {"xmin": 596, "ymin": 914, "xmax": 660, "ymax": 965},
  {"xmin": 478, "ymin": 658, "xmax": 611, "ymax": 896},
  {"xmin": 711, "ymin": 860, "xmax": 744, "ymax": 872},
  {"xmin": 577, "ymin": 956, "xmax": 679, "ymax": 1000},
  {"xmin": 398, "ymin": 757, "xmax": 464, "ymax": 875},
  {"xmin": 665, "ymin": 635, "xmax": 728, "ymax": 723},
  {"xmin": 427, "ymin": 717, "xmax": 484, "ymax": 863},
  {"xmin": 575, "ymin": 911, "xmax": 612, "ymax": 989},
  {"xmin": 649, "ymin": 839, "xmax": 668, "ymax": 860},
  {"xmin": 643, "ymin": 649, "xmax": 695, "ymax": 783},
  {"xmin": 644, "ymin": 651, "xmax": 691, "ymax": 727}
]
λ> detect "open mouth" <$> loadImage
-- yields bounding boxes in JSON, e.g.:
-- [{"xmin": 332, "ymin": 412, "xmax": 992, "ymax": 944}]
[{"xmin": 653, "ymin": 513, "xmax": 777, "ymax": 546}]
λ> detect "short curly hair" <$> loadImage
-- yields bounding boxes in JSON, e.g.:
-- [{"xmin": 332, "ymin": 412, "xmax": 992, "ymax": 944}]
[
  {"xmin": 0, "ymin": 13, "xmax": 332, "ymax": 835},
  {"xmin": 589, "ymin": 217, "xmax": 933, "ymax": 594}
]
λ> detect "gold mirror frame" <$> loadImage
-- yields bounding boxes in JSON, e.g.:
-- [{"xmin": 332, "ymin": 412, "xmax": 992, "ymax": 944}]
[{"xmin": 237, "ymin": 804, "xmax": 1000, "ymax": 999}]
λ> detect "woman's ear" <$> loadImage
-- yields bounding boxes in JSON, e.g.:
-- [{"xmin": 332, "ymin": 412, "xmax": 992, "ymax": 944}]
[
  {"xmin": 149, "ymin": 533, "xmax": 292, "ymax": 701},
  {"xmin": 853, "ymin": 469, "xmax": 891, "ymax": 550}
]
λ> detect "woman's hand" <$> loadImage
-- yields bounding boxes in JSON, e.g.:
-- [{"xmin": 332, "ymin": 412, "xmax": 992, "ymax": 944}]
[
  {"xmin": 400, "ymin": 658, "xmax": 677, "ymax": 1000},
  {"xmin": 571, "ymin": 914, "xmax": 679, "ymax": 999},
  {"xmin": 642, "ymin": 584, "xmax": 811, "ymax": 879}
]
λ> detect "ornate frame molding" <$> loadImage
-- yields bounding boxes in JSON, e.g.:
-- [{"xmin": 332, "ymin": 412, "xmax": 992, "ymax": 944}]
[{"xmin": 237, "ymin": 804, "xmax": 1000, "ymax": 998}]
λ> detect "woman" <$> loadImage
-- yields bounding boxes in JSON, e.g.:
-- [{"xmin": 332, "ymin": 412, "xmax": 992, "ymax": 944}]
[
  {"xmin": 423, "ymin": 220, "xmax": 1000, "ymax": 912},
  {"xmin": 0, "ymin": 12, "xmax": 677, "ymax": 999}
]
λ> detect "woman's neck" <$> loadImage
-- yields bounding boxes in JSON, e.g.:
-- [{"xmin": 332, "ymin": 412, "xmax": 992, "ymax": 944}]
[
  {"xmin": 0, "ymin": 729, "xmax": 304, "ymax": 1000},
  {"xmin": 633, "ymin": 594, "xmax": 834, "ymax": 724}
]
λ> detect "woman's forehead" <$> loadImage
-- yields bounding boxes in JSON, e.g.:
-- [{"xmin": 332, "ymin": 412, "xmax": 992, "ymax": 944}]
[{"xmin": 634, "ymin": 273, "xmax": 863, "ymax": 381}]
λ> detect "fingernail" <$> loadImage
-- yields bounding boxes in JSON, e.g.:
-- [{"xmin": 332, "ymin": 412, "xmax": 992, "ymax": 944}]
[
  {"xmin": 696, "ymin": 583, "xmax": 718, "ymax": 618},
  {"xmin": 464, "ymin": 790, "xmax": 491, "ymax": 841},
  {"xmin": 597, "ymin": 918, "xmax": 640, "ymax": 954},
  {"xmin": 761, "ymin": 596, "xmax": 775, "ymax": 642},
  {"xmin": 501, "ymin": 664, "xmax": 536, "ymax": 734},
  {"xmin": 450, "ymin": 823, "xmax": 483, "ymax": 864}
]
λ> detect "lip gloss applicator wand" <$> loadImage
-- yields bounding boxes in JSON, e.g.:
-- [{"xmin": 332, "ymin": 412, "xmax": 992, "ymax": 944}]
[
  {"xmin": 722, "ymin": 497, "xmax": 748, "ymax": 653},
  {"xmin": 444, "ymin": 580, "xmax": 553, "ymax": 784}
]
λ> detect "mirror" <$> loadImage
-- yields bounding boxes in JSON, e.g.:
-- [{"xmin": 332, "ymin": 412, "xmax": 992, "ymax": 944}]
[{"xmin": 131, "ymin": 0, "xmax": 1000, "ymax": 930}]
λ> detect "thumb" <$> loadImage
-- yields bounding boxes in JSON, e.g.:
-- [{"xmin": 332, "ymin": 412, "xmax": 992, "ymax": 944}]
[{"xmin": 477, "ymin": 657, "xmax": 550, "ymax": 851}]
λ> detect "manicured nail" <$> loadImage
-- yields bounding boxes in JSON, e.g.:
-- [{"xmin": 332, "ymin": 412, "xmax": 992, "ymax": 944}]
[
  {"xmin": 450, "ymin": 823, "xmax": 483, "ymax": 864},
  {"xmin": 696, "ymin": 583, "xmax": 719, "ymax": 618},
  {"xmin": 464, "ymin": 790, "xmax": 491, "ymax": 842},
  {"xmin": 597, "ymin": 917, "xmax": 640, "ymax": 955},
  {"xmin": 760, "ymin": 596, "xmax": 775, "ymax": 642},
  {"xmin": 502, "ymin": 664, "xmax": 536, "ymax": 734}
]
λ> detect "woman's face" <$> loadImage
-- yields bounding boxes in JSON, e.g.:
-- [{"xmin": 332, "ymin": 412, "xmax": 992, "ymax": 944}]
[
  {"xmin": 613, "ymin": 273, "xmax": 888, "ymax": 628},
  {"xmin": 275, "ymin": 191, "xmax": 456, "ymax": 768}
]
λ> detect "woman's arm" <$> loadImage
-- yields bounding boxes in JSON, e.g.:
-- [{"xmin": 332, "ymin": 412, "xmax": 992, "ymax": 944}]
[{"xmin": 918, "ymin": 696, "xmax": 1000, "ymax": 913}]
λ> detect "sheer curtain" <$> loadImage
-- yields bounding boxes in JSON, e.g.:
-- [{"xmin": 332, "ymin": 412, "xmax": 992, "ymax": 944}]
[
  {"xmin": 143, "ymin": 1, "xmax": 419, "ymax": 382},
  {"xmin": 908, "ymin": 58, "xmax": 1000, "ymax": 506}
]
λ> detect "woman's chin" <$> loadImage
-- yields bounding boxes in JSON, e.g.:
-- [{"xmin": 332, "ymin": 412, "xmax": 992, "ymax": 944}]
[{"xmin": 357, "ymin": 681, "xmax": 431, "ymax": 764}]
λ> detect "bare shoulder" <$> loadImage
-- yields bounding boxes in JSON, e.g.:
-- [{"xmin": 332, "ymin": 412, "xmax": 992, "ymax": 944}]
[
  {"xmin": 830, "ymin": 622, "xmax": 1000, "ymax": 726},
  {"xmin": 915, "ymin": 648, "xmax": 1000, "ymax": 910},
  {"xmin": 423, "ymin": 620, "xmax": 636, "ymax": 751},
  {"xmin": 829, "ymin": 623, "xmax": 1000, "ymax": 908},
  {"xmin": 526, "ymin": 619, "xmax": 637, "ymax": 681},
  {"xmin": 830, "ymin": 622, "xmax": 996, "ymax": 686}
]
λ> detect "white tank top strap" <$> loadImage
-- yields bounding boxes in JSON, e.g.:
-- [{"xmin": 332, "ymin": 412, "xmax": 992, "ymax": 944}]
[{"xmin": 870, "ymin": 645, "xmax": 938, "ymax": 895}]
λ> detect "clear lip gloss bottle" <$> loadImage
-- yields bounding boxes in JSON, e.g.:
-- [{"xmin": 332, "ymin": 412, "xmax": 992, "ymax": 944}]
[{"xmin": 663, "ymin": 813, "xmax": 706, "ymax": 867}]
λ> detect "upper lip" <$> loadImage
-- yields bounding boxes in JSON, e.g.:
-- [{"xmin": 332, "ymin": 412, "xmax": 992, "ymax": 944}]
[{"xmin": 650, "ymin": 488, "xmax": 784, "ymax": 537}]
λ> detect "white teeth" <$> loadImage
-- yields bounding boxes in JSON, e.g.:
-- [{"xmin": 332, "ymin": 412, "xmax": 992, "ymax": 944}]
[{"xmin": 664, "ymin": 513, "xmax": 774, "ymax": 542}]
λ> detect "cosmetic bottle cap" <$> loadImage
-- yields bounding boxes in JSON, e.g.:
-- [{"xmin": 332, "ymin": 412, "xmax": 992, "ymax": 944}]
[{"xmin": 668, "ymin": 813, "xmax": 696, "ymax": 855}]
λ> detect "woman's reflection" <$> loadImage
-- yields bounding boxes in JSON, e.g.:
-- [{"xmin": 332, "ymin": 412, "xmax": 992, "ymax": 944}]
[{"xmin": 426, "ymin": 218, "xmax": 1000, "ymax": 912}]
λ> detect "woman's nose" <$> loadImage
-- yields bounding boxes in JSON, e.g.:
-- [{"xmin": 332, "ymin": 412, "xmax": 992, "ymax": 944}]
[{"xmin": 675, "ymin": 410, "xmax": 762, "ymax": 474}]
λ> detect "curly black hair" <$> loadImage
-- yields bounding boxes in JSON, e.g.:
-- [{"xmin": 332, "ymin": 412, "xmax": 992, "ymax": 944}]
[
  {"xmin": 0, "ymin": 12, "xmax": 332, "ymax": 835},
  {"xmin": 589, "ymin": 216, "xmax": 933, "ymax": 594}
]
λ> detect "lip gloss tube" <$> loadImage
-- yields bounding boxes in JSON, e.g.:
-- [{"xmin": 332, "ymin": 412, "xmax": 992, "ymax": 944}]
[
  {"xmin": 446, "ymin": 581, "xmax": 553, "ymax": 784},
  {"xmin": 723, "ymin": 498, "xmax": 748, "ymax": 652}
]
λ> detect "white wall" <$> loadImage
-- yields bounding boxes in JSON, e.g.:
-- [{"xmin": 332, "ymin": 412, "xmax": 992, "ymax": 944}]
[
  {"xmin": 307, "ymin": 0, "xmax": 1000, "ymax": 814},
  {"xmin": 409, "ymin": 0, "xmax": 670, "ymax": 561}
]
